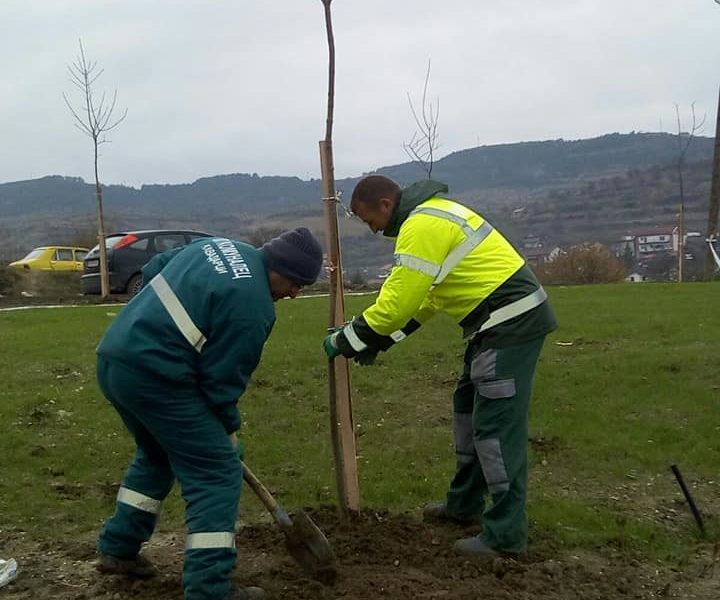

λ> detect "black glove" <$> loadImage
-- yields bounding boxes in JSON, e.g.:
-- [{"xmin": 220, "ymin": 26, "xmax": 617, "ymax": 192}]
[{"xmin": 353, "ymin": 349, "xmax": 379, "ymax": 366}]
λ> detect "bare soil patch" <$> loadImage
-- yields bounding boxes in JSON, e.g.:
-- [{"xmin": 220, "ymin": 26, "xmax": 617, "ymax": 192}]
[{"xmin": 3, "ymin": 508, "xmax": 717, "ymax": 599}]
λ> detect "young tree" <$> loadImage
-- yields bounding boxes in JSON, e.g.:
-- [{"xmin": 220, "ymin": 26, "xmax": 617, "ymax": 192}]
[
  {"xmin": 319, "ymin": 0, "xmax": 360, "ymax": 514},
  {"xmin": 673, "ymin": 102, "xmax": 705, "ymax": 282},
  {"xmin": 63, "ymin": 40, "xmax": 127, "ymax": 298},
  {"xmin": 403, "ymin": 60, "xmax": 440, "ymax": 178}
]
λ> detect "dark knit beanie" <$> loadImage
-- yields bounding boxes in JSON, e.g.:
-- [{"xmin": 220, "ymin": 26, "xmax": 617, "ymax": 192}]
[{"xmin": 262, "ymin": 227, "xmax": 323, "ymax": 285}]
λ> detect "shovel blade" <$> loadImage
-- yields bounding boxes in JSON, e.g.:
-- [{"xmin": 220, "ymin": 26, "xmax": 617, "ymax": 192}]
[{"xmin": 282, "ymin": 510, "xmax": 337, "ymax": 585}]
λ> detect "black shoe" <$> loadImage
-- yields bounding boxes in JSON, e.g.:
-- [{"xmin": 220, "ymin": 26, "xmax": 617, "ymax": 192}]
[
  {"xmin": 224, "ymin": 587, "xmax": 265, "ymax": 600},
  {"xmin": 454, "ymin": 535, "xmax": 526, "ymax": 559},
  {"xmin": 95, "ymin": 551, "xmax": 158, "ymax": 578},
  {"xmin": 422, "ymin": 502, "xmax": 482, "ymax": 526}
]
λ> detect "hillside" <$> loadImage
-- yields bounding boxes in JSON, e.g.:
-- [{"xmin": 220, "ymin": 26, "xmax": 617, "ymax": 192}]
[{"xmin": 0, "ymin": 132, "xmax": 715, "ymax": 270}]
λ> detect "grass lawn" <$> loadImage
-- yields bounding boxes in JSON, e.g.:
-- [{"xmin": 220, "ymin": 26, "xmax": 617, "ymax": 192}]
[{"xmin": 1, "ymin": 282, "xmax": 718, "ymax": 563}]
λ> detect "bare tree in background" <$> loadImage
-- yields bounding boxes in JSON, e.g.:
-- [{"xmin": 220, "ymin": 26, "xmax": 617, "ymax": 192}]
[
  {"xmin": 403, "ymin": 60, "xmax": 440, "ymax": 178},
  {"xmin": 63, "ymin": 40, "xmax": 127, "ymax": 298},
  {"xmin": 673, "ymin": 102, "xmax": 705, "ymax": 282}
]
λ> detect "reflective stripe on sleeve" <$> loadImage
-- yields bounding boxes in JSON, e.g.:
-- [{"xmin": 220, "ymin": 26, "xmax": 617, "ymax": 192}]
[
  {"xmin": 150, "ymin": 274, "xmax": 207, "ymax": 352},
  {"xmin": 117, "ymin": 487, "xmax": 162, "ymax": 514},
  {"xmin": 434, "ymin": 221, "xmax": 493, "ymax": 284},
  {"xmin": 342, "ymin": 323, "xmax": 369, "ymax": 353},
  {"xmin": 186, "ymin": 532, "xmax": 236, "ymax": 550},
  {"xmin": 408, "ymin": 206, "xmax": 494, "ymax": 285},
  {"xmin": 410, "ymin": 206, "xmax": 468, "ymax": 228},
  {"xmin": 393, "ymin": 253, "xmax": 441, "ymax": 278},
  {"xmin": 389, "ymin": 329, "xmax": 407, "ymax": 343}
]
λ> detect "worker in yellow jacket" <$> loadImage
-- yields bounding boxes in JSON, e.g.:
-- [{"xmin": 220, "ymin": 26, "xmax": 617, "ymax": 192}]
[{"xmin": 323, "ymin": 175, "xmax": 557, "ymax": 557}]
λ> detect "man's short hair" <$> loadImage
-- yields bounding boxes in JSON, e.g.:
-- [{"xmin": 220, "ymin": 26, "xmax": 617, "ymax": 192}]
[{"xmin": 350, "ymin": 175, "xmax": 401, "ymax": 209}]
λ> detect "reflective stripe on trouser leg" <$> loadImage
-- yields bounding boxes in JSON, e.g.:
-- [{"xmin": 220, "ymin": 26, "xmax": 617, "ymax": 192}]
[
  {"xmin": 186, "ymin": 532, "xmax": 236, "ymax": 550},
  {"xmin": 471, "ymin": 337, "xmax": 546, "ymax": 553},
  {"xmin": 98, "ymin": 447, "xmax": 174, "ymax": 557},
  {"xmin": 96, "ymin": 357, "xmax": 175, "ymax": 559},
  {"xmin": 183, "ymin": 474, "xmax": 241, "ymax": 600},
  {"xmin": 177, "ymin": 429, "xmax": 242, "ymax": 600},
  {"xmin": 117, "ymin": 487, "xmax": 162, "ymax": 513}
]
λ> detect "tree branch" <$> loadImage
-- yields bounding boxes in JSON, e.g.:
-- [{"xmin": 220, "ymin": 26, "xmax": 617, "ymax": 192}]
[{"xmin": 403, "ymin": 59, "xmax": 440, "ymax": 178}]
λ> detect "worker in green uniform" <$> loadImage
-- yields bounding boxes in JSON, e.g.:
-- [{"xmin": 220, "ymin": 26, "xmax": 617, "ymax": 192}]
[
  {"xmin": 323, "ymin": 175, "xmax": 557, "ymax": 557},
  {"xmin": 95, "ymin": 228, "xmax": 323, "ymax": 600}
]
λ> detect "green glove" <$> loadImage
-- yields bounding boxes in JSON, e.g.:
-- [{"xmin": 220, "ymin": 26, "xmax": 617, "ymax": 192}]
[
  {"xmin": 322, "ymin": 332, "xmax": 342, "ymax": 360},
  {"xmin": 354, "ymin": 349, "xmax": 378, "ymax": 366}
]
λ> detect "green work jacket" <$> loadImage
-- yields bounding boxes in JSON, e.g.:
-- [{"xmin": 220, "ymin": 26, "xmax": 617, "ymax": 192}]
[{"xmin": 97, "ymin": 238, "xmax": 276, "ymax": 432}]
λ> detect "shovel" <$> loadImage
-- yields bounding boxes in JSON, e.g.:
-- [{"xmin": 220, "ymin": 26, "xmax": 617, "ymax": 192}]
[{"xmin": 240, "ymin": 460, "xmax": 337, "ymax": 585}]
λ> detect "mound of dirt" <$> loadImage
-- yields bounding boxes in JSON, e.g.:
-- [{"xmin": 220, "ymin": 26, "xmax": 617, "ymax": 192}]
[{"xmin": 2, "ymin": 508, "xmax": 716, "ymax": 599}]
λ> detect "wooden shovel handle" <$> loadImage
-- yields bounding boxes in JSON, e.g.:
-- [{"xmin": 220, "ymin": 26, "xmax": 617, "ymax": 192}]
[
  {"xmin": 240, "ymin": 460, "xmax": 278, "ymax": 511},
  {"xmin": 240, "ymin": 460, "xmax": 294, "ymax": 528}
]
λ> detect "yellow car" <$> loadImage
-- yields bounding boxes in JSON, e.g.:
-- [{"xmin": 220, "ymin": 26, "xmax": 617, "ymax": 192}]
[{"xmin": 8, "ymin": 246, "xmax": 89, "ymax": 272}]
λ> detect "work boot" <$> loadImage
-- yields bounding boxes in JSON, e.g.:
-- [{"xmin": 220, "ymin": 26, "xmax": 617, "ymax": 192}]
[
  {"xmin": 422, "ymin": 502, "xmax": 482, "ymax": 526},
  {"xmin": 453, "ymin": 535, "xmax": 525, "ymax": 558},
  {"xmin": 95, "ymin": 551, "xmax": 158, "ymax": 578},
  {"xmin": 224, "ymin": 587, "xmax": 265, "ymax": 600}
]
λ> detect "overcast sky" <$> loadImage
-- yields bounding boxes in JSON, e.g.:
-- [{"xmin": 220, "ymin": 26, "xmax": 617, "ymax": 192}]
[{"xmin": 1, "ymin": 0, "xmax": 718, "ymax": 188}]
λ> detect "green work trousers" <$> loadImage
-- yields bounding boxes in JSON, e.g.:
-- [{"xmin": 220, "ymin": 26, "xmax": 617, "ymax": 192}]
[
  {"xmin": 445, "ymin": 335, "xmax": 546, "ymax": 553},
  {"xmin": 96, "ymin": 356, "xmax": 242, "ymax": 600}
]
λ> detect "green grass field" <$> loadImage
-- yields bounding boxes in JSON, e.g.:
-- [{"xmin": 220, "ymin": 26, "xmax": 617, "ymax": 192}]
[{"xmin": 1, "ymin": 282, "xmax": 718, "ymax": 562}]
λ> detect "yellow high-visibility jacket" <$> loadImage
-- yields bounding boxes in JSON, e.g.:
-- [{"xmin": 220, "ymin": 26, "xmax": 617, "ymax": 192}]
[
  {"xmin": 364, "ymin": 196, "xmax": 525, "ymax": 334},
  {"xmin": 335, "ymin": 180, "xmax": 556, "ymax": 357}
]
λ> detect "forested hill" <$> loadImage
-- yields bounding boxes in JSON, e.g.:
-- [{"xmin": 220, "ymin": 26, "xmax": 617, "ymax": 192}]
[{"xmin": 0, "ymin": 132, "xmax": 715, "ymax": 265}]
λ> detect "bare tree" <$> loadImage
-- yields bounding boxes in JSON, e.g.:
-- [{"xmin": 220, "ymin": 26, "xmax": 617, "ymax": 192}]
[
  {"xmin": 673, "ymin": 102, "xmax": 705, "ymax": 282},
  {"xmin": 403, "ymin": 60, "xmax": 440, "ymax": 178},
  {"xmin": 63, "ymin": 40, "xmax": 127, "ymax": 298}
]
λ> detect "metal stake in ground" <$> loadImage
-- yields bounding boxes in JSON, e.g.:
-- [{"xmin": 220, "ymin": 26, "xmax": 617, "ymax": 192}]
[{"xmin": 670, "ymin": 464, "xmax": 705, "ymax": 534}]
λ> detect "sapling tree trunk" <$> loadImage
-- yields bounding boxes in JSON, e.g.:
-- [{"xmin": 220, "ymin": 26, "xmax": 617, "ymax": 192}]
[{"xmin": 318, "ymin": 0, "xmax": 360, "ymax": 515}]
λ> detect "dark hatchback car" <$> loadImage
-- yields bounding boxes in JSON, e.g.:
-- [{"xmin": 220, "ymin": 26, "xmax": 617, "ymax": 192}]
[{"xmin": 81, "ymin": 229, "xmax": 213, "ymax": 296}]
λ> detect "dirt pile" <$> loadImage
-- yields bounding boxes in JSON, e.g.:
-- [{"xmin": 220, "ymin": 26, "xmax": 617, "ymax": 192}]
[{"xmin": 3, "ymin": 508, "xmax": 716, "ymax": 599}]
